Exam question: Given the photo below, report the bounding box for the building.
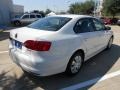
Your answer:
[96,0,104,17]
[13,4,24,17]
[0,0,13,25]
[0,0,24,26]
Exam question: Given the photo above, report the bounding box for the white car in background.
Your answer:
[9,15,113,76]
[11,13,42,26]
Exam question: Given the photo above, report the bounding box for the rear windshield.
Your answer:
[27,17,71,31]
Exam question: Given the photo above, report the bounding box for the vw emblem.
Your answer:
[15,33,17,38]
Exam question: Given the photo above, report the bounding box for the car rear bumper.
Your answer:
[9,48,68,76]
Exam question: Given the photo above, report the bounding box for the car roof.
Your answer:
[50,14,93,19]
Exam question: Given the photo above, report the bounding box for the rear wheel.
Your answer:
[66,52,83,76]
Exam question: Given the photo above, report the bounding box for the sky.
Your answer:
[13,0,86,12]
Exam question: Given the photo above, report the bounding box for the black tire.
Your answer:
[65,51,83,76]
[14,21,21,26]
[106,37,113,49]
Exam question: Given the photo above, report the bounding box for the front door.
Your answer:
[74,18,100,59]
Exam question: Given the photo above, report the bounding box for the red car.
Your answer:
[103,18,112,25]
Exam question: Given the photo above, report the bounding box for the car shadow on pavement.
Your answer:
[27,44,120,90]
[0,44,120,90]
[0,32,10,41]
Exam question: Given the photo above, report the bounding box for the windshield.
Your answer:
[27,17,72,31]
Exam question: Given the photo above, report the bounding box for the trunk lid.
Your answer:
[10,27,55,43]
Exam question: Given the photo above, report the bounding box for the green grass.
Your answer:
[0,29,3,33]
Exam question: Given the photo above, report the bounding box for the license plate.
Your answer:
[11,39,22,49]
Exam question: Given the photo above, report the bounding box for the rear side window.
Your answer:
[30,15,36,18]
[74,18,94,33]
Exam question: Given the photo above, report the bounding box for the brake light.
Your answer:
[24,40,51,51]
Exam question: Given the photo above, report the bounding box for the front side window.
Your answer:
[22,15,29,19]
[28,17,71,31]
[74,18,94,33]
[93,19,105,31]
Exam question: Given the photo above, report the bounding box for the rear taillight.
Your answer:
[24,40,51,51]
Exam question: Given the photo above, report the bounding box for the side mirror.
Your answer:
[105,26,111,30]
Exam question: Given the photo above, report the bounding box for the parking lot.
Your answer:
[0,26,120,90]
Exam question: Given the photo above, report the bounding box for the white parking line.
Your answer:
[0,51,8,54]
[62,70,120,90]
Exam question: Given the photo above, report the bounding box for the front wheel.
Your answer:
[107,37,113,49]
[14,21,21,26]
[66,52,83,76]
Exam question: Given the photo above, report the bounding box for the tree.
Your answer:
[30,10,45,17]
[102,0,120,17]
[59,11,67,14]
[39,11,45,17]
[31,10,40,13]
[68,0,95,15]
[68,3,81,14]
[45,9,52,15]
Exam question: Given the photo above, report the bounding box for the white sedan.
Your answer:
[9,15,113,76]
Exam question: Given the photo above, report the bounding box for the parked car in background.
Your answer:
[9,15,113,76]
[111,18,118,25]
[104,18,112,25]
[11,13,42,26]
[117,19,120,26]
[100,17,112,25]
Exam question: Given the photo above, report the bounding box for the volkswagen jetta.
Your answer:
[9,15,113,76]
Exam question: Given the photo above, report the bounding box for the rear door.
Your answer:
[74,18,101,59]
